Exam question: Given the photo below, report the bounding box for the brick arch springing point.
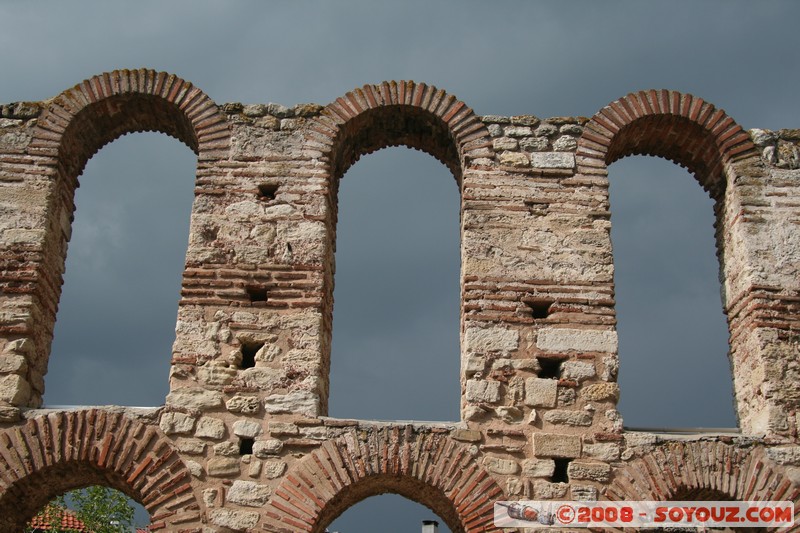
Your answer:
[264,427,504,533]
[0,409,200,531]
[577,89,761,198]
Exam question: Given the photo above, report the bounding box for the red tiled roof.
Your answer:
[29,507,89,531]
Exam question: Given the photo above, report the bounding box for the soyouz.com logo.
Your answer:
[494,500,794,528]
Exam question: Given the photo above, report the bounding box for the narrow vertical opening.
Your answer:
[239,438,254,455]
[552,459,570,483]
[245,285,269,303]
[239,342,262,369]
[537,357,562,379]
[257,182,279,201]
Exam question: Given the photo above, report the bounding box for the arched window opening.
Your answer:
[328,494,451,533]
[329,147,460,421]
[27,486,149,532]
[610,156,737,428]
[47,133,195,406]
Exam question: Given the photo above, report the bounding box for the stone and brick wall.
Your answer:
[0,70,798,532]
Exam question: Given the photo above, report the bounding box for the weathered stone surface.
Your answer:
[583,442,621,461]
[264,390,318,417]
[264,460,287,479]
[226,395,262,414]
[196,416,226,439]
[0,375,30,404]
[207,457,240,477]
[0,355,26,375]
[544,409,593,426]
[571,485,598,501]
[765,446,800,465]
[226,480,271,507]
[451,429,482,442]
[483,456,519,475]
[197,365,237,386]
[166,388,223,410]
[529,152,575,168]
[522,458,555,478]
[465,379,501,403]
[233,420,262,438]
[159,412,196,435]
[568,460,611,482]
[560,361,596,382]
[532,433,581,458]
[537,328,617,354]
[534,480,569,499]
[175,438,206,455]
[210,509,260,531]
[524,377,558,407]
[253,439,283,457]
[214,441,240,456]
[582,383,620,402]
[464,326,520,355]
[269,421,299,436]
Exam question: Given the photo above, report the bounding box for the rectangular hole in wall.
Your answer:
[246,286,269,303]
[524,298,553,319]
[239,342,263,369]
[239,438,254,455]
[552,458,570,483]
[257,182,279,201]
[537,357,563,379]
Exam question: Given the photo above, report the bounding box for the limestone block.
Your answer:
[492,137,518,151]
[582,383,620,402]
[210,509,260,531]
[196,417,226,439]
[544,409,593,426]
[522,458,556,478]
[264,460,287,479]
[583,442,621,461]
[226,395,262,414]
[568,461,611,482]
[226,480,271,507]
[197,365,236,386]
[571,485,598,501]
[533,480,568,499]
[560,361,596,382]
[499,151,529,167]
[175,439,206,455]
[537,328,617,354]
[451,429,482,442]
[765,446,800,465]
[464,326,519,355]
[207,457,240,477]
[483,456,519,475]
[185,460,203,478]
[524,378,557,408]
[240,367,283,391]
[0,354,27,375]
[214,442,240,456]
[253,439,284,458]
[248,460,262,478]
[532,433,581,458]
[264,390,318,417]
[0,405,20,422]
[495,406,523,423]
[269,422,299,436]
[529,152,575,169]
[159,412,197,435]
[166,388,223,411]
[233,420,262,438]
[0,374,30,404]
[465,379,501,403]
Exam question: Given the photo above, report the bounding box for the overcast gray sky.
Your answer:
[3,1,799,530]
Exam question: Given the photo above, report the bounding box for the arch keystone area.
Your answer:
[264,426,503,533]
[577,89,760,196]
[307,80,493,182]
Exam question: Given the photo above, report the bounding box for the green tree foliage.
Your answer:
[27,486,135,533]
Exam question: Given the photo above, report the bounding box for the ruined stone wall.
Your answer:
[0,70,798,532]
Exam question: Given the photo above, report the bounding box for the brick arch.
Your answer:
[264,427,503,533]
[577,90,760,197]
[606,441,800,505]
[0,409,200,531]
[30,68,230,179]
[306,81,493,183]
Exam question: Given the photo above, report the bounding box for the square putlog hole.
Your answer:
[239,342,263,369]
[246,286,269,303]
[239,438,254,455]
[257,182,279,201]
[552,458,570,483]
[525,299,553,319]
[537,357,562,379]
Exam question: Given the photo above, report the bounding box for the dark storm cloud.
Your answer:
[2,1,798,529]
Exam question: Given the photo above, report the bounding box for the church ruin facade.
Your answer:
[0,69,798,531]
